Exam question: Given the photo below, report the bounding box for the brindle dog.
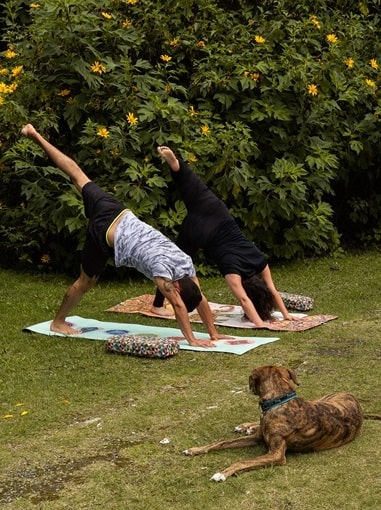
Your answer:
[183,365,380,481]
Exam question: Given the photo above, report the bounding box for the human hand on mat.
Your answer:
[50,320,81,335]
[210,332,233,341]
[282,313,297,321]
[188,337,216,348]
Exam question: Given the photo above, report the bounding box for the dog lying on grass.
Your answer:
[183,365,380,481]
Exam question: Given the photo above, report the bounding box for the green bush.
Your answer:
[0,0,380,272]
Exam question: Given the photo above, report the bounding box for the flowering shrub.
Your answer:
[0,0,380,271]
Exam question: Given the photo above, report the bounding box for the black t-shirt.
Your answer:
[205,219,268,278]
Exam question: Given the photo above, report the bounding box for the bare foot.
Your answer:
[21,124,37,138]
[157,146,180,171]
[151,305,175,317]
[50,320,81,335]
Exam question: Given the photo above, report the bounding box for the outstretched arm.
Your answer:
[154,277,215,348]
[224,274,266,327]
[260,266,295,320]
[192,277,231,340]
[50,268,98,335]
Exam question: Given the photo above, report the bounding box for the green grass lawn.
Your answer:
[0,252,380,509]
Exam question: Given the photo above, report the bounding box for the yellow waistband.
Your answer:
[106,209,129,247]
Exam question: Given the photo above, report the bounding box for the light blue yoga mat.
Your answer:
[23,315,280,355]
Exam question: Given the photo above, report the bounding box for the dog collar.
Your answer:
[260,391,297,413]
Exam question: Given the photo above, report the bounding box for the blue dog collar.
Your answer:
[260,391,298,413]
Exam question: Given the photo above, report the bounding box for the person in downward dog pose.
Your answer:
[20,124,229,348]
[152,146,294,328]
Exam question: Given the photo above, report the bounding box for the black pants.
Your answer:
[173,160,231,256]
[153,160,230,307]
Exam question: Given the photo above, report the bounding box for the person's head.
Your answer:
[242,274,275,321]
[176,276,202,312]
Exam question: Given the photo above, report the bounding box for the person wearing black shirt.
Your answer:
[152,147,294,327]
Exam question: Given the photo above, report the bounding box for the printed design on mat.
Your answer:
[106,295,336,332]
[23,316,281,355]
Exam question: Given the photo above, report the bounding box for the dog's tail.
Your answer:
[364,414,381,421]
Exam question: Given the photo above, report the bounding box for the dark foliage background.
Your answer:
[1,0,380,274]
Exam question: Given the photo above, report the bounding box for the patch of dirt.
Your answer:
[0,438,142,505]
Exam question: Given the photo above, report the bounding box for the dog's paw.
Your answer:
[211,472,226,482]
[234,425,254,435]
[183,447,199,457]
[183,447,204,456]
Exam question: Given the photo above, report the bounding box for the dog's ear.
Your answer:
[249,369,261,395]
[287,368,300,386]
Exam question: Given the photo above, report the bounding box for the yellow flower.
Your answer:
[201,124,210,135]
[307,83,318,96]
[20,410,29,416]
[0,82,9,93]
[90,61,106,74]
[97,127,110,138]
[15,403,24,407]
[126,112,138,125]
[5,49,17,58]
[188,156,198,163]
[365,78,376,88]
[2,414,13,419]
[0,97,5,105]
[8,83,18,93]
[188,105,197,116]
[58,89,70,97]
[165,84,172,93]
[254,35,266,44]
[251,72,260,81]
[169,38,180,47]
[326,34,338,43]
[160,54,172,62]
[369,59,378,70]
[41,254,51,264]
[11,65,23,78]
[29,3,41,8]
[345,57,354,68]
[310,15,321,29]
[102,12,112,19]
[196,40,205,48]
[0,68,8,75]
[122,18,132,28]
[127,0,138,3]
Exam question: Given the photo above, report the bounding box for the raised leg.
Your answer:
[157,146,180,172]
[21,124,90,192]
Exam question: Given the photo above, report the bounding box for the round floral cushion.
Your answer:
[279,292,314,311]
[106,335,179,358]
